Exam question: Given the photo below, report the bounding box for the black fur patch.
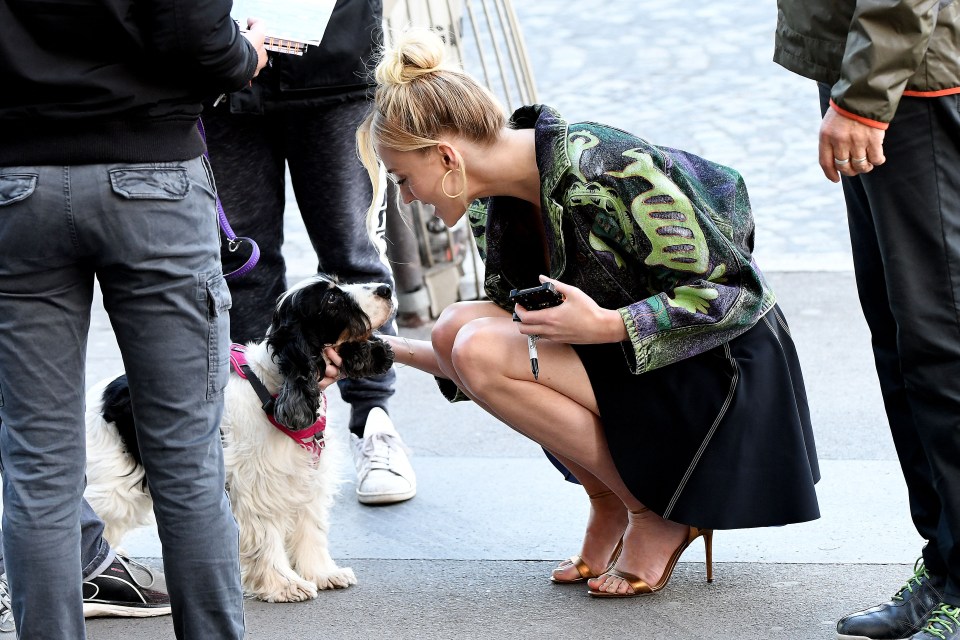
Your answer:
[100,374,142,468]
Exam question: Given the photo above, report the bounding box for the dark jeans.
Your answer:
[202,99,397,435]
[819,85,960,603]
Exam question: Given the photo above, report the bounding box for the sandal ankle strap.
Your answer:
[587,489,616,500]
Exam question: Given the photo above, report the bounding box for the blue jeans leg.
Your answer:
[0,434,113,580]
[0,159,244,639]
[0,180,93,637]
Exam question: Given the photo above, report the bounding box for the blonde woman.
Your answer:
[356,30,820,597]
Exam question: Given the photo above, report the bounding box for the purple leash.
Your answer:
[197,118,260,280]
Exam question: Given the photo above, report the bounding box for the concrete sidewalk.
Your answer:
[78,270,921,640]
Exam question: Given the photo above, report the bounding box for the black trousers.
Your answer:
[202,99,396,435]
[820,85,960,602]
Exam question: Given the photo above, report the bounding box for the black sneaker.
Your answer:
[837,559,946,640]
[912,604,960,639]
[82,555,171,618]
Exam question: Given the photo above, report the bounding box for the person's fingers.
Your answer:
[819,143,842,183]
[850,153,871,173]
[323,345,343,367]
[867,142,886,167]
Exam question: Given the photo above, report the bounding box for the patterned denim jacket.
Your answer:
[467,104,775,376]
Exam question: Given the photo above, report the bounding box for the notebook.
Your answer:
[232,0,336,55]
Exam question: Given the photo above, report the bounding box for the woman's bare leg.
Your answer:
[434,307,690,592]
[433,303,626,578]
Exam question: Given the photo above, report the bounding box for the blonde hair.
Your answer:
[357,29,506,225]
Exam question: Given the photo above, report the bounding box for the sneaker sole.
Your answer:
[357,488,416,505]
[836,634,911,640]
[83,602,172,618]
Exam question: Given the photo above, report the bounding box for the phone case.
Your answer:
[509,282,564,310]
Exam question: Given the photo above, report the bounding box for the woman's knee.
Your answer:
[431,305,463,358]
[449,321,507,397]
[432,303,483,373]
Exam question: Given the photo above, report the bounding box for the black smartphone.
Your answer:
[509,282,564,314]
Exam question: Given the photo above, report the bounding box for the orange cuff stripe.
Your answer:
[902,87,960,98]
[829,100,889,131]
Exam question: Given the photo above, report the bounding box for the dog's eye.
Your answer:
[319,289,343,309]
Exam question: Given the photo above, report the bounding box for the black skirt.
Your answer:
[567,304,820,530]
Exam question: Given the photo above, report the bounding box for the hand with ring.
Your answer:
[819,108,886,182]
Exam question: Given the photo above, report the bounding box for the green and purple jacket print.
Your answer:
[468,104,776,375]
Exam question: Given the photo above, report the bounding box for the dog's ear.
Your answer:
[271,332,322,431]
[339,337,395,379]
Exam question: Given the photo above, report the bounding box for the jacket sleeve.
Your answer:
[831,0,940,126]
[590,146,775,375]
[143,0,258,94]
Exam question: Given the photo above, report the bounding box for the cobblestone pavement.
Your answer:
[511,0,850,271]
[283,0,851,277]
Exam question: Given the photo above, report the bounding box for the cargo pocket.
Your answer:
[0,173,38,207]
[204,273,233,399]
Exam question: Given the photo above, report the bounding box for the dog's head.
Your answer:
[265,275,397,430]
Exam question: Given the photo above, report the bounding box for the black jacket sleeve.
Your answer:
[144,0,258,93]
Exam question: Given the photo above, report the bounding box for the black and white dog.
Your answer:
[84,275,395,602]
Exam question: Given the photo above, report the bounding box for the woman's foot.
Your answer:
[586,508,689,595]
[551,490,628,583]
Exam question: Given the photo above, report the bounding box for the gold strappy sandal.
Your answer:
[587,512,714,597]
[551,490,624,584]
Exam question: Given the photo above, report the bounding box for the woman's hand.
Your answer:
[512,276,627,344]
[319,346,343,392]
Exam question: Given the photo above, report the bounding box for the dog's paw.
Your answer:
[309,566,358,590]
[250,575,320,603]
[339,338,394,378]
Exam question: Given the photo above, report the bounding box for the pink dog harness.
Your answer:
[229,343,326,459]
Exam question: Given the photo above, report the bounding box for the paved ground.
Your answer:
[47,0,935,638]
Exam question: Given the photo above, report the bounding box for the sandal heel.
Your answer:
[702,528,714,583]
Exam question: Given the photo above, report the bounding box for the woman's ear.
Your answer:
[436,142,460,170]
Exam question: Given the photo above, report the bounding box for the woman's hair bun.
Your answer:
[376,29,449,86]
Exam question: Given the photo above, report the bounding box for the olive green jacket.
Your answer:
[774,0,960,127]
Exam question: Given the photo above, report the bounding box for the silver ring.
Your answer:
[852,156,868,164]
[834,157,850,166]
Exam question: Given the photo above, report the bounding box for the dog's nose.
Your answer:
[375,284,392,299]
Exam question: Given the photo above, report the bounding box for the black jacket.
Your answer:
[0,0,259,165]
[224,0,381,114]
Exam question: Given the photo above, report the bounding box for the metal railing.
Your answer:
[382,0,538,319]
[383,0,537,110]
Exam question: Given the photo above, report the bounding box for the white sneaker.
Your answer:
[351,408,417,505]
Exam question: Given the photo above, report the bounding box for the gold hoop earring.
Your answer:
[441,168,465,199]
